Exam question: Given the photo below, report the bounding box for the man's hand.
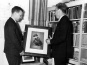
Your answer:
[46,38,51,44]
[46,35,52,44]
[20,51,24,55]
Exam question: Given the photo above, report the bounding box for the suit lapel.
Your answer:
[16,22,22,33]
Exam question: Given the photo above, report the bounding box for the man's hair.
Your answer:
[11,6,25,13]
[56,3,67,13]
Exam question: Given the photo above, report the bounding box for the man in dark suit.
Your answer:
[4,6,25,65]
[46,3,74,65]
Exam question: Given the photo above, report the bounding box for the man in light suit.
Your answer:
[46,3,74,65]
[4,6,25,65]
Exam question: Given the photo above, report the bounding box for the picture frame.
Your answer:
[23,25,52,57]
[22,56,35,63]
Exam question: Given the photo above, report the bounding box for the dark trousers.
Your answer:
[6,54,21,65]
[54,56,69,65]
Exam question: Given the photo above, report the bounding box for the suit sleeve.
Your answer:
[8,25,23,53]
[51,20,68,45]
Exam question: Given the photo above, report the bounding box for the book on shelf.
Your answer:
[81,34,87,47]
[48,11,58,22]
[48,22,57,32]
[51,11,54,21]
[66,5,82,19]
[81,49,87,63]
[73,34,76,47]
[80,63,87,65]
[85,3,87,10]
[49,11,54,21]
[84,3,87,18]
[82,21,87,33]
[84,11,87,18]
[72,21,80,33]
[74,34,80,47]
[73,50,79,61]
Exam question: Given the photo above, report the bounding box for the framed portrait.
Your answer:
[23,25,52,57]
[22,56,35,63]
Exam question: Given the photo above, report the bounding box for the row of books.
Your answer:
[85,3,87,10]
[48,4,87,22]
[72,20,87,33]
[48,11,58,22]
[81,34,87,47]
[84,11,87,18]
[69,49,87,65]
[68,58,87,65]
[80,63,87,65]
[68,2,87,65]
[70,48,87,65]
[81,49,87,63]
[66,5,82,19]
[73,34,87,48]
[72,21,80,33]
[73,50,79,61]
[73,34,79,48]
[82,21,87,33]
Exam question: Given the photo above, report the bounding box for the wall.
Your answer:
[47,0,62,7]
[0,0,29,65]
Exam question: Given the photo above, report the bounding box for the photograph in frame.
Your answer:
[22,56,35,63]
[30,31,44,50]
[23,25,52,57]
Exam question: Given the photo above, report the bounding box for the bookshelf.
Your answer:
[47,0,87,65]
[66,0,87,65]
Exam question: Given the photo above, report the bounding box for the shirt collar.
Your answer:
[58,15,65,22]
[11,17,16,23]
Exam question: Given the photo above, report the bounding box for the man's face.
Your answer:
[15,10,24,22]
[55,7,60,19]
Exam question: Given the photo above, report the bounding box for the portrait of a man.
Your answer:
[30,31,44,50]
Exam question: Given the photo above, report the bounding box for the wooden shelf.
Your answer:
[70,19,81,21]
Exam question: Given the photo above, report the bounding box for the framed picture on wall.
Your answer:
[23,25,52,57]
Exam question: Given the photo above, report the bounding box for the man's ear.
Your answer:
[13,12,17,17]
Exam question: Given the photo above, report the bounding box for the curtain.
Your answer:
[28,0,48,26]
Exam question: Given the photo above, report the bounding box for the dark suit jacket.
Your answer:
[4,17,23,55]
[50,15,73,58]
